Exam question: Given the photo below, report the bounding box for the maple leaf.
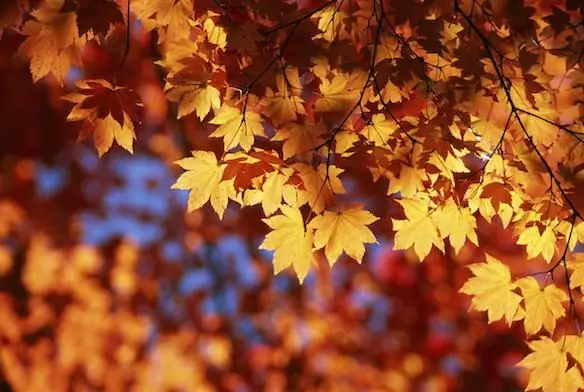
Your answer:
[480,182,512,211]
[259,205,316,283]
[518,337,584,392]
[362,114,398,147]
[386,165,428,198]
[516,224,557,263]
[158,39,202,72]
[568,254,584,290]
[427,151,470,182]
[260,168,293,217]
[459,255,523,324]
[379,80,405,104]
[171,150,235,218]
[517,277,568,335]
[313,75,359,113]
[226,21,263,55]
[310,206,379,265]
[566,222,584,252]
[519,109,560,148]
[265,90,306,127]
[334,130,359,156]
[209,105,266,152]
[165,81,221,120]
[202,14,227,49]
[392,197,444,260]
[61,0,124,36]
[17,0,85,84]
[314,5,346,42]
[63,79,144,156]
[433,199,478,253]
[466,181,518,228]
[272,121,326,159]
[222,151,279,192]
[426,54,462,81]
[132,0,194,42]
[293,163,346,214]
[565,334,584,369]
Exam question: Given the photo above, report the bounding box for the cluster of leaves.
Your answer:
[2,0,584,389]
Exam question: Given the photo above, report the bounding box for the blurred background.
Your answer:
[0,15,530,392]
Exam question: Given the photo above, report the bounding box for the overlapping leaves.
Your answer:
[12,0,584,389]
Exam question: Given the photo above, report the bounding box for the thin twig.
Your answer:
[113,0,132,85]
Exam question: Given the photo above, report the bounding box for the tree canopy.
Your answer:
[1,0,584,390]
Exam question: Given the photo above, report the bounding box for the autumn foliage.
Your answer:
[1,0,584,390]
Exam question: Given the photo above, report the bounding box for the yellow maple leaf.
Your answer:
[372,33,400,63]
[165,82,221,120]
[334,130,359,156]
[203,16,227,49]
[362,114,397,147]
[428,151,470,183]
[292,163,346,214]
[387,165,427,198]
[259,205,315,283]
[132,0,194,42]
[91,114,136,156]
[276,66,302,93]
[433,199,478,253]
[518,337,584,392]
[314,6,346,42]
[380,80,405,104]
[266,94,306,126]
[459,255,523,324]
[18,0,85,84]
[158,39,201,72]
[272,121,326,159]
[172,150,235,218]
[260,168,293,217]
[519,109,559,148]
[567,222,584,251]
[314,75,358,113]
[310,206,379,265]
[568,254,584,290]
[516,225,557,263]
[266,93,306,126]
[281,183,306,208]
[265,69,306,126]
[392,198,444,260]
[466,184,497,222]
[440,21,463,46]
[517,277,568,335]
[426,54,462,81]
[63,79,143,157]
[465,181,519,228]
[242,189,263,207]
[210,105,265,152]
[565,334,584,369]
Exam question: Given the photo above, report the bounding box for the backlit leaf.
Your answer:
[459,255,522,324]
[259,205,316,283]
[172,150,235,218]
[392,197,444,260]
[310,205,379,265]
[517,277,568,335]
[518,337,584,392]
[210,105,266,152]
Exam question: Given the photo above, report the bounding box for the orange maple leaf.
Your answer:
[63,79,144,156]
